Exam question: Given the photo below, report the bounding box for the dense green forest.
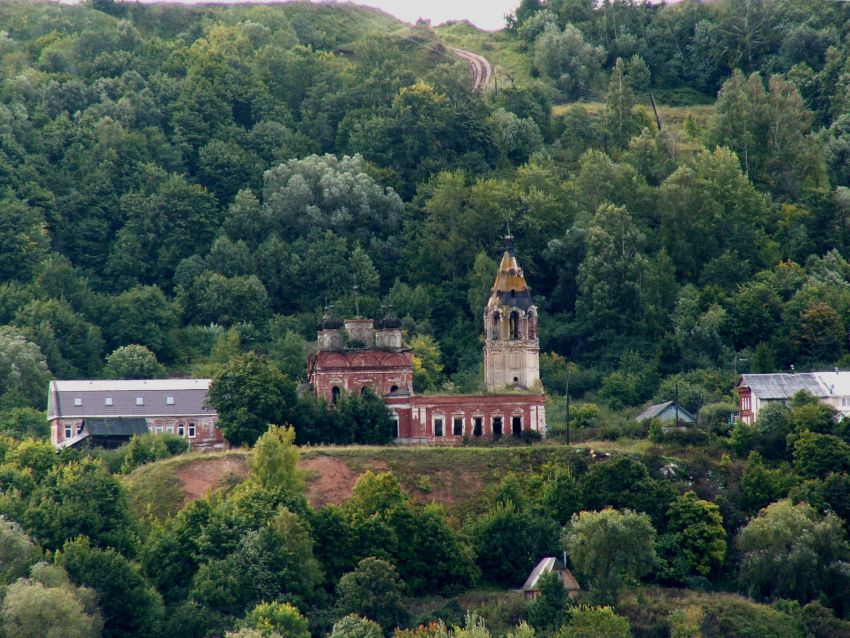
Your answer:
[4,0,850,635]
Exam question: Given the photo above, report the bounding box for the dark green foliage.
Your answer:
[336,557,408,632]
[121,433,189,473]
[526,570,567,630]
[207,353,297,446]
[103,344,166,379]
[581,458,674,527]
[190,507,321,617]
[658,491,726,582]
[23,458,136,554]
[792,431,850,479]
[466,501,560,588]
[0,408,50,440]
[339,471,478,596]
[59,537,164,638]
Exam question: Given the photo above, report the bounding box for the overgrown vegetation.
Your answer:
[3,0,850,635]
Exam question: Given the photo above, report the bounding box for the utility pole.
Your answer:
[565,367,571,445]
[674,381,679,426]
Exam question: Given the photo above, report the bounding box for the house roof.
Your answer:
[738,373,826,399]
[522,557,580,591]
[47,378,215,421]
[635,401,695,422]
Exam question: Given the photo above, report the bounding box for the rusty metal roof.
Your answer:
[487,236,534,312]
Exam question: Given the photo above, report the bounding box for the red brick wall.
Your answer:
[310,350,414,402]
[389,394,546,442]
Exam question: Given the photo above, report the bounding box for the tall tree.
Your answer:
[207,353,297,446]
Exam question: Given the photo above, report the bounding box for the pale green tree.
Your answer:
[556,606,632,638]
[244,601,309,638]
[248,425,304,494]
[562,509,656,602]
[330,614,383,638]
[604,58,644,150]
[0,579,102,638]
[533,23,603,99]
[737,500,850,603]
[0,517,40,585]
[104,344,166,379]
[0,327,51,409]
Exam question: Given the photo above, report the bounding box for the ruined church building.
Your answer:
[307,235,546,441]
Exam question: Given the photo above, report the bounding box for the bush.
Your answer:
[121,433,189,473]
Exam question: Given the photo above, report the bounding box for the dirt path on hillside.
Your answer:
[175,457,249,503]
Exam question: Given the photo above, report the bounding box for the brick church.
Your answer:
[307,236,546,441]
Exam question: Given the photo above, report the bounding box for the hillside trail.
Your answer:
[450,47,492,91]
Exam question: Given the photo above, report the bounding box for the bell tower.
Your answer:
[483,236,540,392]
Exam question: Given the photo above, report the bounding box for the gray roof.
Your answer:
[522,557,579,591]
[47,379,215,421]
[636,401,696,422]
[738,373,826,399]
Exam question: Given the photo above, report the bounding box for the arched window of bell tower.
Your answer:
[509,311,520,340]
[491,312,501,340]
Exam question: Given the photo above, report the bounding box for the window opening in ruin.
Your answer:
[332,386,341,405]
[389,412,399,438]
[453,417,463,436]
[390,385,399,393]
[512,416,522,437]
[492,313,500,339]
[473,417,483,436]
[509,311,520,339]
[434,417,444,437]
[492,416,503,440]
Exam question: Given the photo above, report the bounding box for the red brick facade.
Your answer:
[387,393,546,442]
[308,349,414,404]
[306,237,548,442]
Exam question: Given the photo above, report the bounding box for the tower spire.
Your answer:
[483,235,540,392]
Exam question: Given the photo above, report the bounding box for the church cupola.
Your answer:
[318,306,344,351]
[483,236,541,391]
[376,305,403,349]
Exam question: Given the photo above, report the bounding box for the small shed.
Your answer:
[522,557,580,599]
[635,401,696,424]
[57,417,149,450]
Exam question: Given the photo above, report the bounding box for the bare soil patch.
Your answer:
[175,456,249,505]
[301,455,358,507]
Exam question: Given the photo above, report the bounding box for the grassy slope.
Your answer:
[125,450,248,521]
[553,101,714,130]
[125,444,599,521]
